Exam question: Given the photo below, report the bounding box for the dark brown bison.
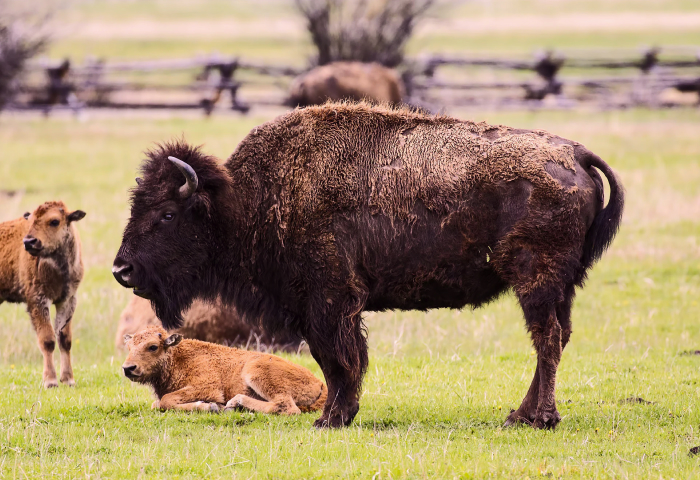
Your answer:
[113,102,624,429]
[116,296,303,353]
[0,201,85,387]
[288,61,404,107]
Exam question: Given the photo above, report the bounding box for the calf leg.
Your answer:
[55,296,77,386]
[28,297,58,388]
[225,394,301,415]
[157,387,223,412]
[505,285,575,427]
[306,312,368,428]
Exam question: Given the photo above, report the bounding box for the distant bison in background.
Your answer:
[116,296,303,353]
[122,326,326,414]
[113,102,623,429]
[288,61,404,107]
[0,201,85,388]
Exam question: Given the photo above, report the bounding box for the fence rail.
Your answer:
[11,47,700,115]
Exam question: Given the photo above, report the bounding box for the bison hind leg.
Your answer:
[505,282,576,428]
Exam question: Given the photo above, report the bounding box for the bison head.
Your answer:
[23,201,85,257]
[112,141,232,329]
[122,325,182,382]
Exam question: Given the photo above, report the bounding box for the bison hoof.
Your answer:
[313,412,353,429]
[44,379,59,389]
[532,409,561,430]
[209,403,220,413]
[61,378,76,387]
[503,408,535,428]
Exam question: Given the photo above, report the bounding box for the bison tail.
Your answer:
[580,152,625,272]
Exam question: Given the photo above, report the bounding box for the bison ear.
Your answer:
[164,333,182,348]
[123,334,133,344]
[135,177,143,186]
[67,210,86,223]
[23,212,31,219]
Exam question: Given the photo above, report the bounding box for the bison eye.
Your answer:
[49,219,60,227]
[148,345,158,352]
[162,213,174,222]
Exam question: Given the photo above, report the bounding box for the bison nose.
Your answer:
[112,262,134,288]
[23,237,41,251]
[122,364,137,376]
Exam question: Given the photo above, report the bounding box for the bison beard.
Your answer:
[113,102,623,429]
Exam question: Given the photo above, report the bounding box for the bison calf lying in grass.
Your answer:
[0,201,85,387]
[116,296,303,353]
[122,326,326,414]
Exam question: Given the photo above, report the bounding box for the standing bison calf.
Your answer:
[113,102,623,429]
[122,326,326,414]
[0,201,85,387]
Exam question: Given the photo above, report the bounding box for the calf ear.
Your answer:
[123,334,133,344]
[164,333,182,348]
[67,210,86,223]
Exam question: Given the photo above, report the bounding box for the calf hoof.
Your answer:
[532,409,561,430]
[61,378,76,387]
[224,395,243,412]
[44,379,59,389]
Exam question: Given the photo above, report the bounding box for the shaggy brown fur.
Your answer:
[288,62,404,107]
[113,102,623,429]
[115,296,303,352]
[122,326,326,414]
[0,201,85,387]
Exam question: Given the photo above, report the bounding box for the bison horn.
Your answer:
[167,156,198,198]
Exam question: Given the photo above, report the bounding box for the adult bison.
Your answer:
[113,102,623,429]
[288,62,404,107]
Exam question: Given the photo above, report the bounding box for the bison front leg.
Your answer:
[55,295,77,386]
[306,312,368,428]
[158,387,223,412]
[27,296,58,388]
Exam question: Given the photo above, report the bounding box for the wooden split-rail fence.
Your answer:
[13,47,700,114]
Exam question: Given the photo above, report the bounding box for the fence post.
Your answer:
[200,58,250,115]
[524,51,565,101]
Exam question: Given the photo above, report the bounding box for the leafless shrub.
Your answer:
[0,7,48,111]
[295,0,436,68]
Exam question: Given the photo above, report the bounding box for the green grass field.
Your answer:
[2,0,700,477]
[1,108,699,478]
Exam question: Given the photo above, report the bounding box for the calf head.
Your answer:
[23,201,86,257]
[122,325,182,382]
[112,141,232,329]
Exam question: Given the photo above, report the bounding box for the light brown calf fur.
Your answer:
[115,296,303,353]
[122,326,326,415]
[0,201,85,387]
[288,61,404,107]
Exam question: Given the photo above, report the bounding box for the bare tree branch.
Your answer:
[295,0,436,67]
